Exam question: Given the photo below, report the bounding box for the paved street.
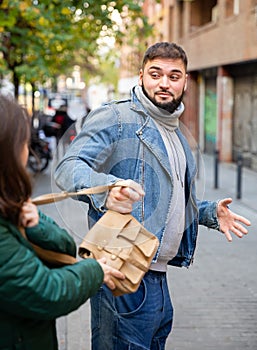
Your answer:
[32,152,257,350]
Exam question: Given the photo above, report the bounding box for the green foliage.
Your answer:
[0,0,152,97]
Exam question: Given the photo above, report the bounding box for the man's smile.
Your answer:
[155,90,174,99]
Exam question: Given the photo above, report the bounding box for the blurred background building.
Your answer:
[119,0,257,169]
[1,0,256,170]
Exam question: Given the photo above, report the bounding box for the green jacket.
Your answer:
[0,211,103,350]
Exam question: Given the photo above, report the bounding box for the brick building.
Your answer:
[120,0,257,169]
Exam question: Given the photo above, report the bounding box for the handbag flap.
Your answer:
[135,226,159,257]
[81,211,139,247]
[100,210,134,230]
[118,218,159,257]
[120,262,145,284]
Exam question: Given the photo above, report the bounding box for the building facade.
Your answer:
[123,0,257,169]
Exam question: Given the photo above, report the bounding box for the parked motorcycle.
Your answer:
[44,107,74,144]
[28,128,52,173]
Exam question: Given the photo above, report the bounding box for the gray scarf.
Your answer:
[135,85,184,132]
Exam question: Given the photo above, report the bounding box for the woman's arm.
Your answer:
[0,226,103,320]
[25,210,77,256]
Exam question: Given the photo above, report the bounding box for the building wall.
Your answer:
[118,0,257,168]
[179,0,257,71]
[146,0,257,167]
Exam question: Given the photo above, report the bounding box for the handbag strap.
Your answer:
[32,184,117,205]
[25,184,118,266]
[28,183,124,266]
[19,226,77,266]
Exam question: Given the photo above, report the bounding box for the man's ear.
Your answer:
[138,69,143,86]
[184,74,188,92]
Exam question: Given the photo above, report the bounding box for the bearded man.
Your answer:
[55,42,250,350]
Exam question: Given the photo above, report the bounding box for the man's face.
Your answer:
[139,58,188,113]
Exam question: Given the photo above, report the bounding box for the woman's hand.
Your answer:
[97,258,125,291]
[106,179,145,214]
[20,200,39,228]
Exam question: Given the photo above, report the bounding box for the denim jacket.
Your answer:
[55,88,220,268]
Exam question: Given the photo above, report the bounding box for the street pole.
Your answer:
[214,149,219,189]
[236,152,243,199]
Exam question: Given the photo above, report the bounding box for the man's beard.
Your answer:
[142,83,184,114]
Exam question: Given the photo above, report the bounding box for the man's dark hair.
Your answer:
[142,42,188,70]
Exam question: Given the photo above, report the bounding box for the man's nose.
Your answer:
[159,75,169,88]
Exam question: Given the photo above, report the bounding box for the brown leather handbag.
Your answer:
[78,209,159,296]
[32,185,159,296]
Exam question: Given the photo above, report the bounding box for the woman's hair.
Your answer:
[142,42,188,71]
[0,94,32,226]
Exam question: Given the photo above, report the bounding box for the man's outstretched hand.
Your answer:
[217,198,251,242]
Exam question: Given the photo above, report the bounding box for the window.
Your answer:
[225,0,240,17]
[190,0,218,29]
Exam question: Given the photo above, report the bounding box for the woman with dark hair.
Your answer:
[0,94,124,350]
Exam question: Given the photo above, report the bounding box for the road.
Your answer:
[32,152,257,350]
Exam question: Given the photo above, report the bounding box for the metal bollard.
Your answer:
[236,152,243,199]
[214,149,219,189]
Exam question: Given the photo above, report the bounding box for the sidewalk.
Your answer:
[168,154,257,350]
[39,153,257,350]
[197,153,257,212]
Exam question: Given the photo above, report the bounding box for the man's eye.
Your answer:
[170,75,180,80]
[151,73,160,78]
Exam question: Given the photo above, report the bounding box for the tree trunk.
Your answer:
[13,69,19,99]
[31,82,35,114]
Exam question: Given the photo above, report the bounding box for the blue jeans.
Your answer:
[90,270,173,350]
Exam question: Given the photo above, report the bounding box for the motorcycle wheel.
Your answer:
[28,154,49,173]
